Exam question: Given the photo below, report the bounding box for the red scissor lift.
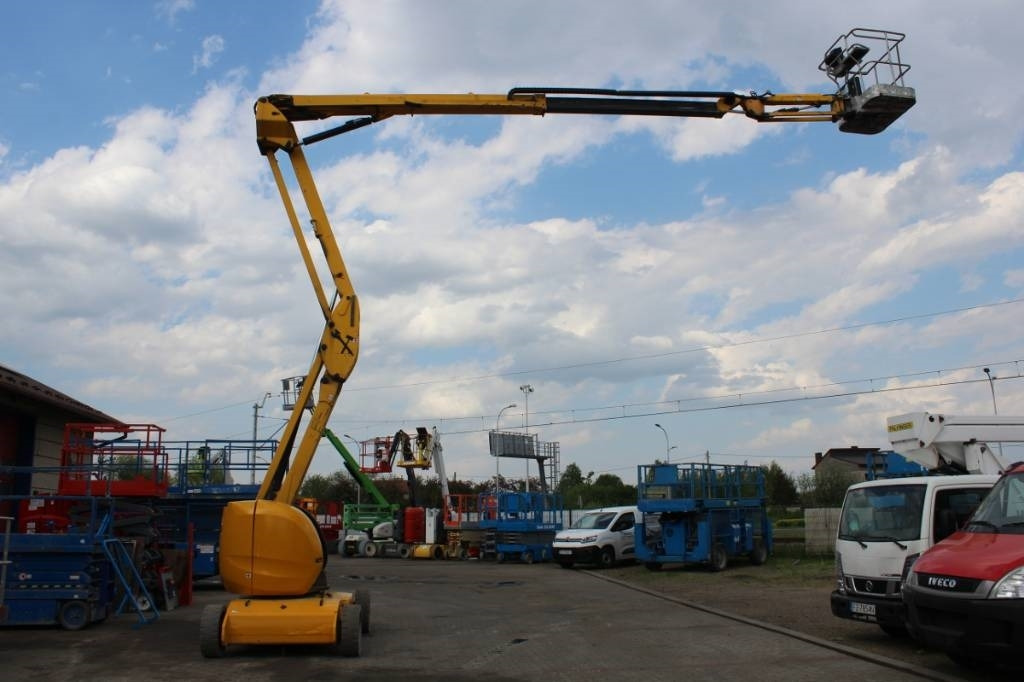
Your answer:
[59,423,170,497]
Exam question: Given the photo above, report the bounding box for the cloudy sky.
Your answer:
[2,1,1022,487]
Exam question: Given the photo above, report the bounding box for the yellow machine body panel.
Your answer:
[222,593,352,645]
[219,499,325,596]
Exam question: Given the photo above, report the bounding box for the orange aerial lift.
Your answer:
[200,28,915,657]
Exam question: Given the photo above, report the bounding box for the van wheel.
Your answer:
[598,547,615,568]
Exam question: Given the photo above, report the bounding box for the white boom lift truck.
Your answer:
[830,412,1009,636]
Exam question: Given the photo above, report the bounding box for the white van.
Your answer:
[552,506,640,569]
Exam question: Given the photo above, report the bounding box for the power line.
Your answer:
[342,297,1024,392]
[421,371,1024,437]
[155,297,1023,425]
[330,360,1023,429]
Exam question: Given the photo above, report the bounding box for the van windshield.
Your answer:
[969,472,1024,533]
[572,512,616,530]
[839,484,925,543]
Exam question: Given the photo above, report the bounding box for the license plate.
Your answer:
[558,549,572,555]
[850,602,876,616]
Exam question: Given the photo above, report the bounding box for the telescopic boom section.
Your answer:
[255,89,845,153]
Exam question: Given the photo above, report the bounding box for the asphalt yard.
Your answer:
[0,556,962,682]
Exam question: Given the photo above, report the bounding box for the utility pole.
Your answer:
[251,392,272,484]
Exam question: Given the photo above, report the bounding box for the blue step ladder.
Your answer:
[102,537,159,626]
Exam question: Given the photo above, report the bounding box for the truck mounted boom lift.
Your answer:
[203,28,915,657]
[886,412,1017,475]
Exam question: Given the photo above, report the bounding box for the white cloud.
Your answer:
[156,0,195,24]
[193,35,225,73]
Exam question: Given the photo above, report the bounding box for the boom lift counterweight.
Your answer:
[202,28,915,657]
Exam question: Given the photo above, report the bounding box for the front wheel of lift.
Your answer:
[199,604,227,658]
[58,600,89,631]
[335,604,362,657]
[353,588,371,634]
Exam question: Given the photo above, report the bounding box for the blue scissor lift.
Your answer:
[479,490,563,563]
[635,463,772,571]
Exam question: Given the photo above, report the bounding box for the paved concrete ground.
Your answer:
[1,557,957,682]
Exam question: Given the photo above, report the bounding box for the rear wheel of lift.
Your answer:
[749,539,768,566]
[398,544,412,559]
[199,604,228,658]
[353,588,371,634]
[57,600,89,631]
[710,544,728,572]
[335,604,362,657]
[522,551,534,564]
[598,547,615,569]
[496,552,506,563]
[363,542,378,558]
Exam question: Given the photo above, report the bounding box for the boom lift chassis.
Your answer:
[201,28,914,657]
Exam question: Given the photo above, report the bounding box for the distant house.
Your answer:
[812,446,883,482]
[0,364,118,497]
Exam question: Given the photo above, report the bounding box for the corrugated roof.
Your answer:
[0,363,118,423]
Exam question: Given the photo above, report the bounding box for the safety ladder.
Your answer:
[482,529,497,558]
[101,537,159,626]
[0,515,12,623]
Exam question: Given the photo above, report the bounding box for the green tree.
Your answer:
[557,463,585,494]
[762,461,800,507]
[798,467,857,507]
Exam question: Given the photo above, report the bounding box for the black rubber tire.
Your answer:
[597,547,615,569]
[496,552,506,563]
[363,542,378,558]
[57,600,89,631]
[644,562,663,572]
[336,605,362,657]
[199,604,227,658]
[522,551,534,565]
[398,544,412,559]
[353,589,371,634]
[749,539,768,566]
[710,544,728,572]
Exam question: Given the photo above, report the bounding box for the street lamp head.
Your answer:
[984,367,991,376]
[655,423,662,429]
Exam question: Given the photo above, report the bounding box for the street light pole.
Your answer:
[983,368,1005,459]
[983,367,999,415]
[520,385,534,491]
[654,423,677,463]
[251,392,272,484]
[495,403,516,492]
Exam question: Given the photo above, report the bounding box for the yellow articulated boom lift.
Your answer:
[200,27,914,657]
